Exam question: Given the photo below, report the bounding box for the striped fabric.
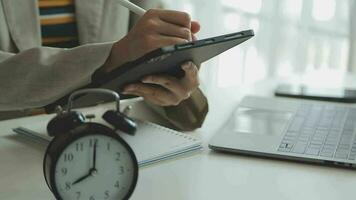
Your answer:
[38,0,79,48]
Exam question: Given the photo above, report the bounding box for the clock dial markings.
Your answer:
[61,167,68,176]
[63,152,74,162]
[75,191,81,200]
[104,190,110,199]
[75,142,84,152]
[116,152,121,161]
[107,142,111,151]
[54,134,136,200]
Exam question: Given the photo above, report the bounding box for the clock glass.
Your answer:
[54,134,136,200]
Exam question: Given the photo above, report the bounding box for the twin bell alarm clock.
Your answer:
[43,89,138,200]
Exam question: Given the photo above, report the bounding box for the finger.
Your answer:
[150,35,188,50]
[157,20,192,41]
[122,84,181,106]
[191,21,201,34]
[181,62,200,90]
[192,34,198,41]
[124,90,167,106]
[142,75,189,99]
[157,10,191,28]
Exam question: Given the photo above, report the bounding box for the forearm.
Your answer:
[0,42,114,111]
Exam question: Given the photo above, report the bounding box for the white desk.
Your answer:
[1,78,356,200]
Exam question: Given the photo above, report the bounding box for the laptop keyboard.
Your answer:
[278,103,356,160]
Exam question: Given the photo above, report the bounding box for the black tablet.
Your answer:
[93,29,254,87]
[45,29,254,112]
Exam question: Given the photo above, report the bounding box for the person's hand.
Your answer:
[122,61,200,106]
[102,9,200,72]
[102,9,201,106]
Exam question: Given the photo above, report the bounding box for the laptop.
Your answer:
[209,96,356,169]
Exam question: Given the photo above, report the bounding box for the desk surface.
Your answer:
[1,78,356,200]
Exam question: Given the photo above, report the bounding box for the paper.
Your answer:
[13,117,202,166]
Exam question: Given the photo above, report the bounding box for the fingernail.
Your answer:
[182,62,192,70]
[142,76,152,83]
[124,85,136,92]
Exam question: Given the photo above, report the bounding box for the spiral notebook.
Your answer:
[13,118,202,167]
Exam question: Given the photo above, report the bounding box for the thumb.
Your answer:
[191,21,201,34]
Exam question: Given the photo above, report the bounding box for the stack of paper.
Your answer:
[13,118,202,167]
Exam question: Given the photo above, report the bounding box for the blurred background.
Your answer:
[131,0,356,109]
[134,0,356,101]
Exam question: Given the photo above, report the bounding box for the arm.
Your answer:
[0,43,113,111]
[122,9,209,130]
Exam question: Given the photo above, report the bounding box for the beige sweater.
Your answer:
[0,0,208,130]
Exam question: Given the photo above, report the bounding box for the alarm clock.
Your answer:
[43,89,139,200]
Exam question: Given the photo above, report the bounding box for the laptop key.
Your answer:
[323,144,336,149]
[298,136,310,142]
[301,128,314,135]
[305,147,320,156]
[320,150,334,158]
[309,144,322,149]
[334,150,349,159]
[289,116,304,132]
[292,142,307,154]
[310,140,323,146]
[282,136,296,142]
[337,144,351,150]
[278,147,290,152]
[278,143,292,152]
[351,147,356,153]
[285,132,298,137]
[325,139,338,145]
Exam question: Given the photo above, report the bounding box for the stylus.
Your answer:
[13,127,50,145]
[116,0,146,16]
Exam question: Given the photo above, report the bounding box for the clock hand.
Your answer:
[72,172,91,185]
[92,140,97,170]
[72,168,98,186]
[73,140,98,186]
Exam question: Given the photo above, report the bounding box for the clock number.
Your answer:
[76,191,81,200]
[64,153,74,162]
[119,166,124,175]
[116,152,121,161]
[107,142,111,151]
[65,182,71,191]
[104,190,110,199]
[89,138,98,148]
[114,181,120,188]
[76,142,84,152]
[89,195,95,200]
[61,167,68,176]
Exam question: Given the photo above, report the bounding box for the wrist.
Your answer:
[102,37,131,72]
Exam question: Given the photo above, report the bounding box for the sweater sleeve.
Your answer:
[0,42,114,111]
[145,88,209,131]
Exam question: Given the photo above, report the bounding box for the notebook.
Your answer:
[13,118,202,167]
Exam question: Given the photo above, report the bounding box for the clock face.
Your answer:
[54,134,137,200]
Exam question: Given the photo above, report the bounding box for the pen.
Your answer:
[116,0,146,16]
[13,127,51,145]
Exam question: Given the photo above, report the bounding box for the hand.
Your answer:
[72,171,92,185]
[122,61,200,106]
[92,140,97,170]
[102,9,200,72]
[72,140,98,185]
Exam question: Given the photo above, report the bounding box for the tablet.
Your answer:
[45,29,254,112]
[93,29,254,87]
